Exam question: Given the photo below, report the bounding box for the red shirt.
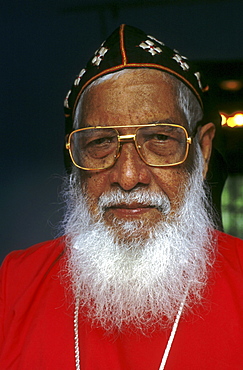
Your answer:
[1,231,243,369]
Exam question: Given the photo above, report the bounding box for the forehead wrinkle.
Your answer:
[75,69,189,132]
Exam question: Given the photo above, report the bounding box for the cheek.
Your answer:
[80,171,110,200]
[151,167,189,201]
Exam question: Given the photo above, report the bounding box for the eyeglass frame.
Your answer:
[65,122,193,171]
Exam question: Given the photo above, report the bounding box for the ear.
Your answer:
[198,122,216,179]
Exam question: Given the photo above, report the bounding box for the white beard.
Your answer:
[62,145,216,333]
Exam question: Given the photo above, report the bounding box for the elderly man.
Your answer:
[1,25,243,369]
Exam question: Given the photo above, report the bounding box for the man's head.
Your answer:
[69,68,215,234]
[62,25,218,333]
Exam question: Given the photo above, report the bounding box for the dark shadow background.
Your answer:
[1,0,243,263]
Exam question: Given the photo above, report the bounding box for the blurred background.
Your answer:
[1,0,243,262]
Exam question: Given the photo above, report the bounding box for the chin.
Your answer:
[103,216,161,249]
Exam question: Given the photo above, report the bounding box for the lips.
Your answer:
[106,203,156,217]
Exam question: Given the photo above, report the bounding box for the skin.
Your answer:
[77,69,215,228]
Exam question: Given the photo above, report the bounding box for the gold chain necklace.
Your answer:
[74,290,187,370]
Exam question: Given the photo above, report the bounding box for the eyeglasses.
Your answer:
[66,123,192,171]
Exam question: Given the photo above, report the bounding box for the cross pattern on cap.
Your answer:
[172,54,190,71]
[139,40,163,56]
[91,46,109,66]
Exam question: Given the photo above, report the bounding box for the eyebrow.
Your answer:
[81,118,177,128]
[151,119,176,124]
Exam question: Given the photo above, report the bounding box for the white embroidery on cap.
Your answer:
[74,68,86,86]
[64,90,71,109]
[91,46,108,66]
[139,40,162,56]
[172,53,189,71]
[194,71,203,90]
[147,35,165,46]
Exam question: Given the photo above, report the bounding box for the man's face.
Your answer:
[77,69,193,230]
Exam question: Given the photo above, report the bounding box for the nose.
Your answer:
[108,142,151,191]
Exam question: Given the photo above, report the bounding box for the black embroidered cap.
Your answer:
[64,24,220,136]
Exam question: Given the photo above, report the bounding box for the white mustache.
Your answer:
[98,188,171,215]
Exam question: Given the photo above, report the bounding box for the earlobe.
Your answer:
[198,122,216,179]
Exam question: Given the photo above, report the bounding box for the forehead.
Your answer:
[77,69,186,126]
